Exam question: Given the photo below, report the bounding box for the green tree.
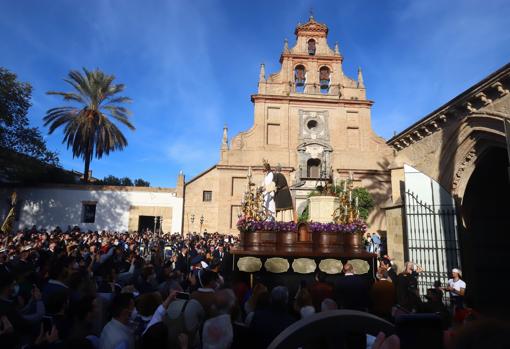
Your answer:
[0,67,59,165]
[134,178,150,187]
[44,68,135,182]
[100,175,122,186]
[120,177,133,186]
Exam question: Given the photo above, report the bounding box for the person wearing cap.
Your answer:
[446,268,466,310]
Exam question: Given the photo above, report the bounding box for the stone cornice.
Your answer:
[216,165,295,172]
[336,168,391,178]
[251,94,373,107]
[279,53,343,64]
[388,62,510,151]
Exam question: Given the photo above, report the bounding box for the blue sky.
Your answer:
[1,0,510,187]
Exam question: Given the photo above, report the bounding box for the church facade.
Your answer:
[184,17,394,235]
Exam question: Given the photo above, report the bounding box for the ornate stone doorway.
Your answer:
[460,146,509,316]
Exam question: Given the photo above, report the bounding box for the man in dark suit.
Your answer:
[380,258,398,284]
[334,263,370,311]
[174,246,189,274]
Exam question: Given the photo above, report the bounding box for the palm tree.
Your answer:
[44,68,135,182]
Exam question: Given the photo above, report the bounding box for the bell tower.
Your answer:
[188,16,393,235]
[257,15,366,100]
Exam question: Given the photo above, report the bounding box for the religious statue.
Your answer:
[262,159,276,219]
[273,164,296,222]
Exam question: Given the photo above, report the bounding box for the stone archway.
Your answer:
[457,146,510,316]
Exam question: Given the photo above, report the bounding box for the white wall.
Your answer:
[0,187,183,233]
[404,164,454,206]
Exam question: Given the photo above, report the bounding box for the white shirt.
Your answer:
[99,318,134,349]
[448,278,466,297]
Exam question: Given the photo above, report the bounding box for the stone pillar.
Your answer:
[176,171,185,198]
[383,163,406,271]
[383,202,405,272]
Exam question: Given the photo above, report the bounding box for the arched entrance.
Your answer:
[460,146,510,316]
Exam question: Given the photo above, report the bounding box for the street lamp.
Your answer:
[200,214,204,235]
[190,214,195,233]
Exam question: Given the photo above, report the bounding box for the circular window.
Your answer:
[307,120,318,130]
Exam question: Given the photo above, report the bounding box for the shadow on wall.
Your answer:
[17,190,132,232]
[358,157,392,231]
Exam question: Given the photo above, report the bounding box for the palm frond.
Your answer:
[44,68,135,179]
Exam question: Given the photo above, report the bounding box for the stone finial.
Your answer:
[221,124,228,150]
[334,41,340,55]
[259,63,266,82]
[357,67,364,88]
[283,38,289,53]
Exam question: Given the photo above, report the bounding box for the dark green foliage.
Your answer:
[0,147,76,184]
[44,68,134,182]
[0,67,59,165]
[96,175,150,187]
[120,177,133,186]
[134,178,150,187]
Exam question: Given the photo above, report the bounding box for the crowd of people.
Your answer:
[0,226,502,349]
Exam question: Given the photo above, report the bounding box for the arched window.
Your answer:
[308,39,316,56]
[319,66,330,94]
[294,65,306,93]
[307,158,321,178]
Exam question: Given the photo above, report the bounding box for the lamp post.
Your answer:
[190,214,195,233]
[200,215,204,235]
[153,216,157,234]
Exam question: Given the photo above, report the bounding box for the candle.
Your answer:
[355,196,359,209]
[343,181,347,191]
[349,190,352,203]
[248,166,252,178]
[344,206,347,216]
[349,171,353,181]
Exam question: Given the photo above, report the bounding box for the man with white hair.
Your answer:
[202,314,233,349]
[446,268,466,310]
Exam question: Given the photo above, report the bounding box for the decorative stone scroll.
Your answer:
[319,259,343,274]
[265,258,290,273]
[292,258,317,274]
[237,257,262,273]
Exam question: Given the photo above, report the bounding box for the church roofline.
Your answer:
[4,183,177,193]
[295,16,328,38]
[387,61,510,151]
[184,165,217,186]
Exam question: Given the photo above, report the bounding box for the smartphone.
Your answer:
[175,292,190,300]
[42,315,53,333]
[395,314,443,349]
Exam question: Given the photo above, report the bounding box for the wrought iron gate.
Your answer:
[403,189,461,300]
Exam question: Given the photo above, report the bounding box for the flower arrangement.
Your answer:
[237,218,367,234]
